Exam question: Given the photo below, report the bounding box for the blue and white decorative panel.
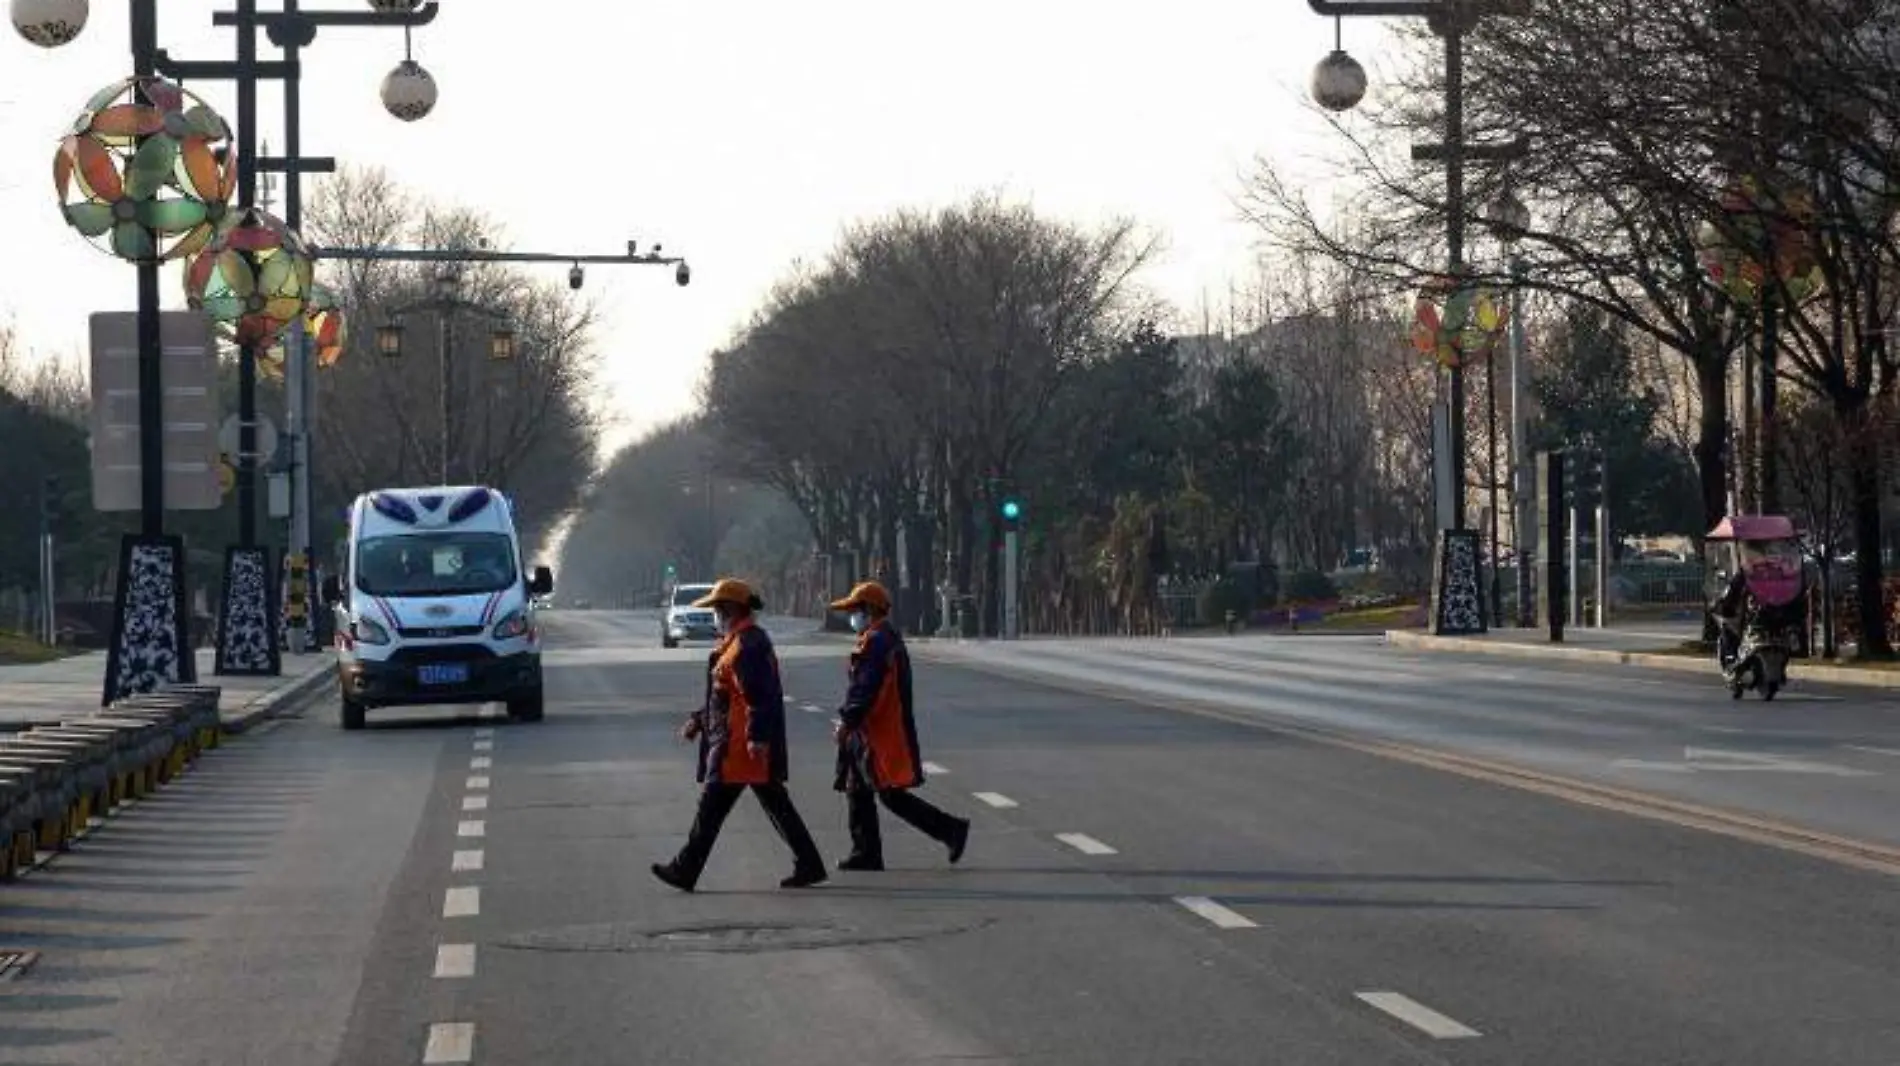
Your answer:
[1431,529,1488,637]
[215,546,280,677]
[103,535,194,706]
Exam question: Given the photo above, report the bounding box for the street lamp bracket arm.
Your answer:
[152,51,300,81]
[212,3,442,32]
[312,246,688,267]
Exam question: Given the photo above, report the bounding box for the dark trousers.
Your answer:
[674,783,824,880]
[847,787,962,862]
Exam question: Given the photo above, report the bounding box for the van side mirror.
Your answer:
[529,565,554,597]
[320,575,342,605]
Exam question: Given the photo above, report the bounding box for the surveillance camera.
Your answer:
[675,261,692,287]
[568,264,584,290]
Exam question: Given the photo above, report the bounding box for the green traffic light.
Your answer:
[1001,500,1021,521]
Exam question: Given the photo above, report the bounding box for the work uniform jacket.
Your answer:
[692,617,789,785]
[833,620,924,792]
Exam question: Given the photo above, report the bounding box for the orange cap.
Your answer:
[830,581,891,614]
[692,578,758,610]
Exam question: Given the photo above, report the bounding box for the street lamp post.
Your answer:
[377,262,517,486]
[150,0,438,668]
[1308,0,1529,636]
[1485,191,1533,628]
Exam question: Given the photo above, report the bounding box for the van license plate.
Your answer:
[418,663,470,686]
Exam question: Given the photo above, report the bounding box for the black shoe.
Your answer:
[781,866,829,889]
[650,861,696,893]
[837,854,885,872]
[947,819,970,865]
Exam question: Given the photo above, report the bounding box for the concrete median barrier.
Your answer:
[0,669,324,886]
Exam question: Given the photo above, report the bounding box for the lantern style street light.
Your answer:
[1306,0,1529,637]
[378,264,519,484]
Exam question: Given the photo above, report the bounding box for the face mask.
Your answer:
[847,611,869,633]
[713,612,731,635]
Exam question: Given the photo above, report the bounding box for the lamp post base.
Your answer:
[214,545,281,677]
[102,534,198,706]
[1429,529,1489,636]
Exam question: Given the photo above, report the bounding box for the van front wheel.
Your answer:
[508,690,544,723]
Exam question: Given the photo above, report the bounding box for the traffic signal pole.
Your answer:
[999,497,1022,640]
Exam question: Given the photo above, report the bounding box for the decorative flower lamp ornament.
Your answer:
[266,282,347,368]
[1697,174,1825,306]
[53,76,236,264]
[183,206,316,347]
[1411,274,1508,369]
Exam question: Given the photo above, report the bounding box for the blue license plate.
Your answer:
[417,663,470,686]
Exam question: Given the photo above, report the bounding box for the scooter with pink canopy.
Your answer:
[1705,514,1807,700]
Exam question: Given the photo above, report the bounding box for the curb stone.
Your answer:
[1384,629,1900,691]
[221,659,335,735]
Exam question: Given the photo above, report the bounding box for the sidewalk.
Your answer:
[0,646,336,733]
[1385,623,1900,690]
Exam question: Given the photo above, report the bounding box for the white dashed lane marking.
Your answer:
[1354,992,1481,1039]
[1055,833,1118,856]
[973,792,1018,809]
[423,1021,476,1063]
[1174,896,1258,929]
[451,849,484,872]
[457,820,485,838]
[462,795,488,812]
[442,886,481,918]
[470,756,492,770]
[801,703,824,714]
[466,775,489,790]
[472,739,493,752]
[434,943,476,979]
[473,727,494,739]
[922,761,949,774]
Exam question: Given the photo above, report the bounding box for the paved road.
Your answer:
[5,610,1900,1064]
[928,633,1900,850]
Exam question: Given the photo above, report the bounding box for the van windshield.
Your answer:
[356,532,517,597]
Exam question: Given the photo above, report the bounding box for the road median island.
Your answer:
[1383,628,1900,691]
[0,655,333,884]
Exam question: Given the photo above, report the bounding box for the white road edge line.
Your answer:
[451,849,484,872]
[1173,896,1258,929]
[462,795,488,812]
[465,775,490,790]
[457,820,486,838]
[1354,991,1481,1039]
[470,756,492,770]
[1056,832,1118,856]
[922,761,949,774]
[973,792,1018,809]
[442,886,480,918]
[1846,745,1900,759]
[434,943,476,979]
[422,1021,476,1064]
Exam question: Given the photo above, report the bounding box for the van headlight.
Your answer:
[354,616,392,645]
[492,609,529,640]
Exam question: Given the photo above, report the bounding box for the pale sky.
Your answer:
[1,1,1403,456]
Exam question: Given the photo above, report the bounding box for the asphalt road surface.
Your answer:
[4,610,1899,1065]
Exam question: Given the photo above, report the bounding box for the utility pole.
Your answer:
[39,476,58,647]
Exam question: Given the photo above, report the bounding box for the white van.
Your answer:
[320,485,553,730]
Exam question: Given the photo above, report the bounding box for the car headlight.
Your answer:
[354,616,391,645]
[492,609,529,640]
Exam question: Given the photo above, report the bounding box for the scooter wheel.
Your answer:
[1730,685,1745,700]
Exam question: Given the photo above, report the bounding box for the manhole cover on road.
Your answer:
[0,950,41,982]
[498,917,992,956]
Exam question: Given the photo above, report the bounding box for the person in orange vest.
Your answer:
[652,579,828,891]
[829,581,970,871]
